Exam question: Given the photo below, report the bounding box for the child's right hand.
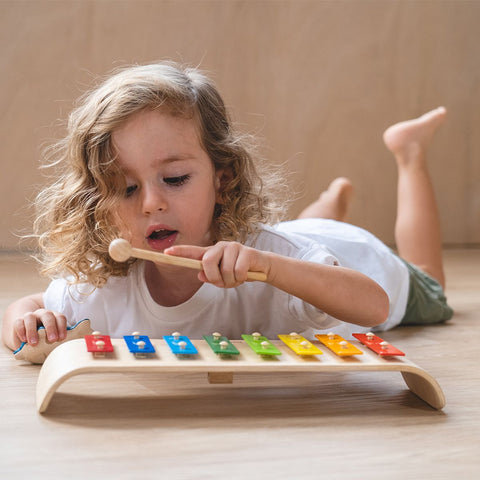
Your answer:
[14,309,67,347]
[165,242,270,288]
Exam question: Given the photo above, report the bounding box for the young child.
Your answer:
[1,62,453,351]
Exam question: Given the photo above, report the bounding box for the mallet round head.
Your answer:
[108,238,133,262]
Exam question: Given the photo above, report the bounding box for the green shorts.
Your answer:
[399,259,453,325]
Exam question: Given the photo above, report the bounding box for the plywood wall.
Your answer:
[1,0,479,251]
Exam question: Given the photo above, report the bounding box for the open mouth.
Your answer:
[147,229,178,241]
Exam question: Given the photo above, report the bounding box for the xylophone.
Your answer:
[34,322,446,413]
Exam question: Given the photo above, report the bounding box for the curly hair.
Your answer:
[34,62,287,287]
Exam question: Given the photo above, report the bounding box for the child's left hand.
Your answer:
[164,242,270,288]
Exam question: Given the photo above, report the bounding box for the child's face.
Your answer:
[111,109,223,252]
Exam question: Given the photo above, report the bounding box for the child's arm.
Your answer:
[1,293,67,351]
[165,242,390,328]
[261,252,389,327]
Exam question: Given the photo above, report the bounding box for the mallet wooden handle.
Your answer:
[109,239,267,282]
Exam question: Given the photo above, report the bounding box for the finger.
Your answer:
[58,315,68,340]
[39,310,65,343]
[234,247,253,284]
[164,245,207,261]
[23,312,40,346]
[13,318,27,343]
[217,243,242,287]
[167,244,223,285]
[53,312,68,341]
[201,243,227,286]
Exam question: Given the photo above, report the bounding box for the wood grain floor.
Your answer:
[0,250,479,479]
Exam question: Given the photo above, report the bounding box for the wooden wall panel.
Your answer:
[1,0,479,250]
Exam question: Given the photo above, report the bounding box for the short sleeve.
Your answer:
[284,245,343,330]
[44,278,71,325]
[43,277,94,327]
[297,245,340,267]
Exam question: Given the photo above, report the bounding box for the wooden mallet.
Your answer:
[108,238,267,282]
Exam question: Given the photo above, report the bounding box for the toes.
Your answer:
[327,177,354,195]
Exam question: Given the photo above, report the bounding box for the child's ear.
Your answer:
[215,168,233,204]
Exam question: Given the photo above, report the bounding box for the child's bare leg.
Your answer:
[383,106,447,288]
[297,177,353,222]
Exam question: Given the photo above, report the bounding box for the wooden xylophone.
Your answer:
[35,323,445,413]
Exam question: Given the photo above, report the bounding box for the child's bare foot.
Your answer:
[297,177,353,222]
[383,107,447,165]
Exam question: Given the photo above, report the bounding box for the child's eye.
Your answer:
[125,185,137,197]
[163,174,190,186]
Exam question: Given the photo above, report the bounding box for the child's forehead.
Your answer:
[111,110,211,172]
[112,108,201,142]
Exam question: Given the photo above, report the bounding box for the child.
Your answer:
[1,62,453,351]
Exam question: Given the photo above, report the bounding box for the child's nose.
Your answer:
[142,185,167,214]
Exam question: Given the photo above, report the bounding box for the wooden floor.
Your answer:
[0,250,479,479]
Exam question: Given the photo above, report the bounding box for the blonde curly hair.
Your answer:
[34,62,286,287]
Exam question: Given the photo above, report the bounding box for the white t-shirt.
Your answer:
[44,219,409,340]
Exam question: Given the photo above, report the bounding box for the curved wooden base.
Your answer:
[36,338,445,413]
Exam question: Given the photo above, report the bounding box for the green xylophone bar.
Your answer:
[203,333,240,356]
[241,333,282,356]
